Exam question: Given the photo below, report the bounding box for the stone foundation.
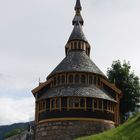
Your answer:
[35,119,115,140]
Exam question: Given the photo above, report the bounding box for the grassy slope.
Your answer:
[76,113,140,140]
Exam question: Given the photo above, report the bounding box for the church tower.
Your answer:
[32,1,121,140]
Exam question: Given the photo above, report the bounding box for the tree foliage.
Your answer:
[107,60,140,120]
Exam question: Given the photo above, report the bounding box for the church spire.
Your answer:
[72,0,84,26]
[75,0,82,11]
[65,0,91,57]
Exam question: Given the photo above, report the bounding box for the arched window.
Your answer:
[74,98,80,108]
[56,99,60,108]
[51,98,61,110]
[98,100,103,110]
[75,74,80,83]
[46,99,50,111]
[52,99,55,109]
[54,77,56,86]
[81,75,86,84]
[57,76,60,85]
[69,75,73,84]
[94,99,98,110]
[103,100,107,110]
[38,100,46,112]
[109,102,114,113]
[97,77,100,85]
[80,98,85,108]
[107,101,111,111]
[69,97,85,109]
[94,76,97,85]
[69,98,74,108]
[61,75,65,84]
[89,75,93,84]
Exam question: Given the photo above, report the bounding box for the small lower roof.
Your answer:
[38,85,116,102]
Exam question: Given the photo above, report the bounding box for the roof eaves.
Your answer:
[32,78,53,95]
[101,78,122,94]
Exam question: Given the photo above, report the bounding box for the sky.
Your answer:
[0,0,140,125]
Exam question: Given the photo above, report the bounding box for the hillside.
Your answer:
[76,113,140,140]
[0,122,28,140]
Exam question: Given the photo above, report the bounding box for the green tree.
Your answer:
[107,60,140,121]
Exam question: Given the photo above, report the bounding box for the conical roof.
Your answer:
[48,50,105,78]
[72,14,84,26]
[68,24,87,43]
[75,0,82,11]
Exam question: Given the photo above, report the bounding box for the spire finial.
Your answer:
[72,0,84,26]
[75,0,82,11]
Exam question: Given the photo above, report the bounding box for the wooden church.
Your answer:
[32,0,121,139]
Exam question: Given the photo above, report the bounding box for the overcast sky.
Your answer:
[0,0,140,125]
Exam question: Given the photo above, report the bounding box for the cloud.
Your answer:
[0,73,4,77]
[0,72,37,94]
[0,97,35,125]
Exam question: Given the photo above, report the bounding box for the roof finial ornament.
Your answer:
[72,0,84,26]
[75,0,82,11]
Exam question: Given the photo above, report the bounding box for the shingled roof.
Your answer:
[48,50,105,78]
[72,14,84,26]
[75,0,82,11]
[38,85,116,102]
[68,24,87,42]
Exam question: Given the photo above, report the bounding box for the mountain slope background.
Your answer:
[0,122,28,140]
[76,113,140,140]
